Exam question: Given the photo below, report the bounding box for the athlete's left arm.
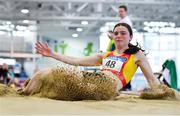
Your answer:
[135,51,159,88]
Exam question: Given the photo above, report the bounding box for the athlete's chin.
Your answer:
[116,43,125,48]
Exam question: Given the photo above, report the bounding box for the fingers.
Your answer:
[35,48,43,54]
[40,41,49,50]
[36,41,49,49]
[35,41,48,49]
[35,41,48,55]
[36,41,44,49]
[35,44,42,53]
[35,47,44,55]
[35,42,42,52]
[45,42,49,48]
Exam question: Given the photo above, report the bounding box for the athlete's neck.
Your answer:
[115,46,129,54]
[120,15,126,19]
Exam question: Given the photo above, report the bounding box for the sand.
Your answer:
[0,94,180,115]
[0,65,179,115]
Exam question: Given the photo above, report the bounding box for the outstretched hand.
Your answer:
[35,42,52,57]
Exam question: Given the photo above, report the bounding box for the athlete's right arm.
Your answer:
[35,42,104,66]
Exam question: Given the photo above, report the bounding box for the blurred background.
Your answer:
[0,0,179,90]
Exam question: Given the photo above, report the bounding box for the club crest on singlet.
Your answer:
[102,56,128,72]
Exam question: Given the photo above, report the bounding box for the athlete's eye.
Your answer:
[121,32,126,35]
[114,31,119,36]
[113,31,127,36]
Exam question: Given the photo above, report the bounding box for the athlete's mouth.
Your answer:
[115,39,123,41]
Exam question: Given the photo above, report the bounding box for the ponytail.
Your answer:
[124,43,145,54]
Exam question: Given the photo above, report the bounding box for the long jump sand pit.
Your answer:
[0,66,180,115]
[0,94,180,115]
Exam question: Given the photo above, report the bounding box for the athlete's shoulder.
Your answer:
[103,51,114,58]
[135,50,147,62]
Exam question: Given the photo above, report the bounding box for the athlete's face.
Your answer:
[118,8,126,18]
[113,26,132,48]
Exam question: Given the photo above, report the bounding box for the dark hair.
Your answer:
[113,23,132,36]
[113,23,145,54]
[119,5,127,12]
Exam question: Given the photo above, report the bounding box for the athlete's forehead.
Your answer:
[114,26,129,32]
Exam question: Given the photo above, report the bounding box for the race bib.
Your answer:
[102,56,127,72]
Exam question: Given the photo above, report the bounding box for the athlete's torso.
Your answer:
[101,51,138,87]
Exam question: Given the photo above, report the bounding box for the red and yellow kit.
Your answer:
[101,51,138,90]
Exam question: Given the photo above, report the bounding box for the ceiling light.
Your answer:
[23,20,30,23]
[10,24,15,29]
[21,9,29,14]
[6,21,12,25]
[169,22,175,27]
[76,28,83,32]
[16,25,27,31]
[81,21,88,25]
[72,33,78,38]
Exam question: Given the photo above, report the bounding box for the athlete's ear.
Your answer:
[130,35,133,41]
[111,32,115,40]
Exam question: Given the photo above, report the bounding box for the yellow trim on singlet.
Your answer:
[98,52,111,65]
[103,51,111,58]
[122,54,137,83]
